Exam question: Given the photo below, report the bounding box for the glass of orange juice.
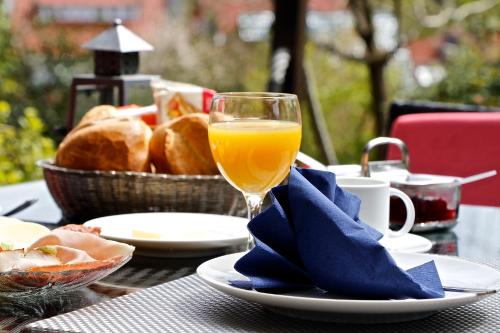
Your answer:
[208,92,302,249]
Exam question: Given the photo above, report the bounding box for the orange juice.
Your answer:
[208,120,301,194]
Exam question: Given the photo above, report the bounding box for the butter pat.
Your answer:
[132,229,162,239]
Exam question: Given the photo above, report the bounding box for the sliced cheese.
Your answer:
[132,229,162,239]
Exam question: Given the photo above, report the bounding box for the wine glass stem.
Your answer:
[244,193,264,250]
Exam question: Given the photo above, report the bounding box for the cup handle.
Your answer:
[388,188,415,237]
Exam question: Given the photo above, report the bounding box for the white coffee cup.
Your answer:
[336,177,415,237]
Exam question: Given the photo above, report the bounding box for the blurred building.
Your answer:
[196,0,348,42]
[7,0,359,50]
[9,0,166,51]
[8,0,482,89]
[407,35,452,87]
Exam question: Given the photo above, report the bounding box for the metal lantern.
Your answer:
[66,19,158,131]
[82,19,153,76]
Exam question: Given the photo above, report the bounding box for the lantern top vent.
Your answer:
[82,18,153,53]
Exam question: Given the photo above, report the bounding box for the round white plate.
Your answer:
[84,213,249,258]
[197,252,500,323]
[379,233,432,253]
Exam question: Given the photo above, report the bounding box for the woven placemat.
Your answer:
[26,272,500,333]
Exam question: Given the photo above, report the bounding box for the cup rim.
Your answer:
[336,176,389,188]
[213,92,298,100]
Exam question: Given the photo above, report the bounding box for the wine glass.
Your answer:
[208,92,302,249]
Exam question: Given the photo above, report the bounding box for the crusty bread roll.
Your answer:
[77,105,119,126]
[56,105,152,172]
[150,113,218,175]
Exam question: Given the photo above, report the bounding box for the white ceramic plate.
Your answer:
[84,213,249,258]
[379,233,432,253]
[197,252,500,323]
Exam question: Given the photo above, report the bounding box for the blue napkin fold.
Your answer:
[234,167,444,299]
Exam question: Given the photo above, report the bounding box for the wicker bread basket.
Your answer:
[38,160,247,223]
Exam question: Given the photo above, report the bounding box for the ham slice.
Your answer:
[28,229,134,261]
[0,225,134,292]
[57,224,102,236]
[0,229,134,274]
[0,246,99,273]
[38,245,97,265]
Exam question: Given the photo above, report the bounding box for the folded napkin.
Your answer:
[234,168,444,299]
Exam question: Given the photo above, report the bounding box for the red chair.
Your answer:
[388,112,500,206]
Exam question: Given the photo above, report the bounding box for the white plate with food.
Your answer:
[197,252,500,323]
[84,213,249,258]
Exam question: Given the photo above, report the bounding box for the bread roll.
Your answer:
[56,106,152,172]
[150,113,218,175]
[77,105,119,126]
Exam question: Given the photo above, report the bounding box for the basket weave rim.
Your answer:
[37,159,225,181]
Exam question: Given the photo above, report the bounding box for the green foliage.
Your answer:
[409,46,500,106]
[0,101,55,184]
[17,36,90,132]
[0,5,25,103]
[142,24,270,93]
[0,3,90,133]
[401,1,500,106]
[306,45,373,163]
[0,4,57,184]
[303,43,405,164]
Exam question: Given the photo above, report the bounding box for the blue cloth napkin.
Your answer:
[234,168,444,299]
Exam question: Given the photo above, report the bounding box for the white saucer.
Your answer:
[197,252,500,323]
[379,233,433,253]
[84,213,249,258]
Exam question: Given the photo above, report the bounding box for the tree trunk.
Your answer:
[268,0,307,98]
[349,0,387,137]
[368,61,387,137]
